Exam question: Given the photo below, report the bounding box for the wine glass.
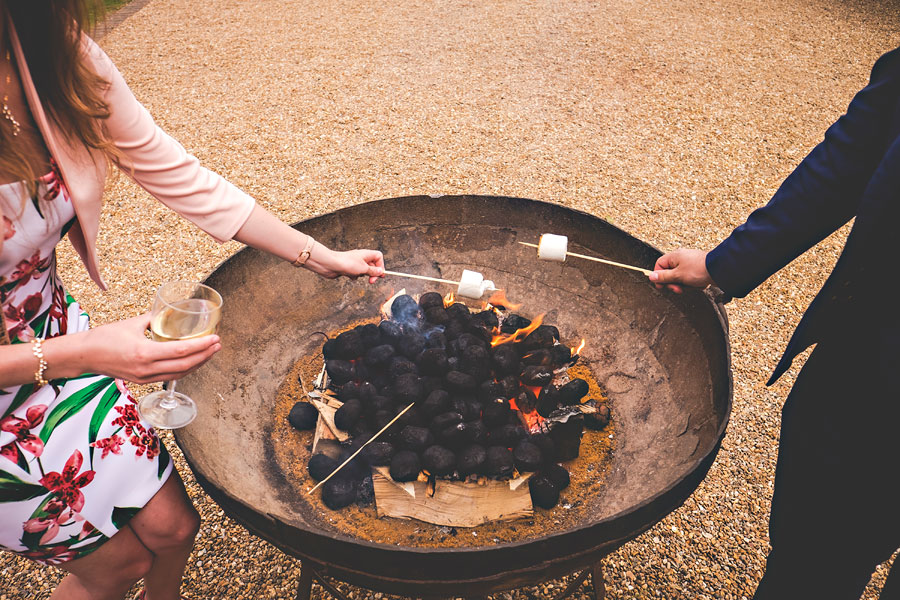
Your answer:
[137,281,223,429]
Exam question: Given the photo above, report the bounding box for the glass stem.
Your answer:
[160,379,179,409]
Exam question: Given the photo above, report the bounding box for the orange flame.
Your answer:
[572,338,586,356]
[490,313,545,347]
[486,289,522,311]
[443,292,456,307]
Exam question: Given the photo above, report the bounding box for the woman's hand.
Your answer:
[304,246,385,284]
[648,249,714,293]
[67,313,221,383]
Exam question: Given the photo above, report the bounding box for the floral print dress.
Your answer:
[0,169,172,565]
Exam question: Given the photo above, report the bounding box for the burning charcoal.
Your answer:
[585,404,611,430]
[513,441,543,472]
[422,445,456,476]
[446,302,471,320]
[473,309,499,330]
[365,344,396,368]
[520,366,553,387]
[334,329,365,360]
[466,322,494,345]
[421,376,444,395]
[439,422,469,448]
[544,464,570,490]
[484,446,514,478]
[529,475,560,509]
[544,325,561,341]
[388,357,417,380]
[421,389,450,417]
[466,420,489,445]
[417,348,449,376]
[491,345,520,378]
[379,320,403,346]
[391,294,421,323]
[338,381,362,402]
[322,477,358,510]
[419,291,444,311]
[394,373,425,404]
[399,332,427,361]
[308,453,339,482]
[465,399,484,422]
[430,411,464,433]
[444,318,467,341]
[482,399,511,428]
[322,338,338,360]
[362,441,395,466]
[400,425,434,452]
[424,306,449,326]
[448,397,469,419]
[549,344,572,366]
[445,371,477,393]
[358,323,382,349]
[500,375,520,399]
[550,418,584,462]
[558,379,590,405]
[456,332,486,352]
[500,314,531,334]
[325,359,355,385]
[490,424,527,448]
[334,400,363,431]
[288,402,318,431]
[516,388,538,415]
[356,475,375,507]
[519,326,556,353]
[354,362,371,383]
[393,405,423,429]
[423,329,447,349]
[521,349,552,367]
[389,451,421,482]
[458,444,487,477]
[478,379,506,402]
[529,433,556,464]
[358,382,378,402]
[460,345,491,381]
[537,385,562,418]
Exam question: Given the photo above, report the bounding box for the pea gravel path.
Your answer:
[3,0,899,598]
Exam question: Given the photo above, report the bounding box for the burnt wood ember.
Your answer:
[458,444,487,477]
[550,418,584,462]
[529,474,560,509]
[558,379,590,405]
[421,389,450,417]
[513,441,543,472]
[418,292,444,311]
[515,388,538,414]
[422,445,456,476]
[325,359,355,385]
[288,402,318,430]
[544,464,571,491]
[322,477,358,510]
[334,329,366,360]
[417,348,449,376]
[362,442,395,466]
[484,446,514,478]
[365,344,396,368]
[482,399,512,428]
[334,400,363,431]
[399,425,434,452]
[389,450,421,482]
[491,345,520,376]
[500,314,531,333]
[585,405,611,430]
[308,453,339,482]
[445,370,477,393]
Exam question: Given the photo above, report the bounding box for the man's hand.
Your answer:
[648,249,714,293]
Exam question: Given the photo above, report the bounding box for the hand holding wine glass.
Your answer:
[137,281,223,429]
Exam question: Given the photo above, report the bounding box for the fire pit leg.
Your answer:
[591,562,606,600]
[296,566,313,600]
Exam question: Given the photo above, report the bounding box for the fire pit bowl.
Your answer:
[175,194,731,596]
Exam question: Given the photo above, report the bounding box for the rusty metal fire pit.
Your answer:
[174,195,731,598]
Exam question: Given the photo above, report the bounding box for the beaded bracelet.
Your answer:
[292,234,316,267]
[31,338,48,387]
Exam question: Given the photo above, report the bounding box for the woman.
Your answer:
[0,2,384,599]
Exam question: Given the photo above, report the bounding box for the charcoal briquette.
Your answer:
[465,399,483,422]
[513,441,543,472]
[478,379,506,402]
[365,344,396,368]
[558,379,590,405]
[529,474,560,509]
[325,359,355,385]
[460,345,491,381]
[394,373,424,403]
[500,314,531,333]
[439,422,469,448]
[358,382,378,402]
[322,477,358,510]
[361,441,395,466]
[484,446,514,478]
[444,318,467,341]
[519,365,551,385]
[338,381,362,402]
[334,329,365,360]
[367,396,393,416]
[322,338,338,360]
[334,400,363,431]
[420,376,444,396]
[458,444,487,477]
[308,453,339,482]
[388,357,418,380]
[500,375,520,399]
[379,320,403,346]
[399,332,427,361]
[448,397,469,418]
[447,356,460,371]
[466,420,488,445]
[423,329,447,349]
[422,445,456,476]
[417,347,449,376]
[490,424,527,448]
[482,399,512,428]
[543,464,570,490]
[446,302,471,319]
[519,326,555,352]
[391,294,420,322]
[550,418,584,461]
[358,323,383,349]
[421,389,450,417]
[521,349,552,366]
[473,309,499,330]
[585,405,611,430]
[537,385,562,418]
[288,402,318,430]
[445,370,477,393]
[529,433,556,464]
[430,411,464,433]
[399,425,434,452]
[389,450,421,482]
[419,291,444,311]
[515,388,538,414]
[424,306,450,326]
[549,344,572,366]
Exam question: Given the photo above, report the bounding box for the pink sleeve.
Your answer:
[85,38,256,243]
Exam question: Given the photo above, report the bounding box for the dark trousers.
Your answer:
[753,325,900,599]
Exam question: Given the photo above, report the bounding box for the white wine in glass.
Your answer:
[137,281,223,429]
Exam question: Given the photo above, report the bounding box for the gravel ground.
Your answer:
[2,0,899,598]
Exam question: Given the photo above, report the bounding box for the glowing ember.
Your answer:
[490,314,545,347]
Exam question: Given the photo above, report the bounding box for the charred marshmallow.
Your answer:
[537,234,568,262]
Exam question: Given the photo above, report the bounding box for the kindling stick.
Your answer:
[307,402,416,495]
[517,242,654,276]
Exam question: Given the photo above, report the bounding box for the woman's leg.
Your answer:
[126,471,201,600]
[52,524,154,600]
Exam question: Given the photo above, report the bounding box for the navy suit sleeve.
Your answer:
[705,47,900,298]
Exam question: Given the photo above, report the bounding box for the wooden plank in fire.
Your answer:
[310,395,349,454]
[371,467,534,528]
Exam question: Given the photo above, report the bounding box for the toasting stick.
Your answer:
[383,269,497,299]
[518,236,654,276]
[307,402,416,495]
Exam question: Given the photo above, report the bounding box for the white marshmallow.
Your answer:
[538,233,568,262]
[458,269,485,299]
[482,280,496,296]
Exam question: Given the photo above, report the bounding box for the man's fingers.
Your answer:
[649,268,679,284]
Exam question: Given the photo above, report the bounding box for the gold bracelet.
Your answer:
[292,234,316,267]
[31,338,48,387]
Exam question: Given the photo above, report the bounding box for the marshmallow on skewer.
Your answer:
[537,234,568,262]
[457,269,495,299]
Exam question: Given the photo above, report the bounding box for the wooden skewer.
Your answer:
[308,402,416,495]
[382,270,459,286]
[517,242,654,276]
